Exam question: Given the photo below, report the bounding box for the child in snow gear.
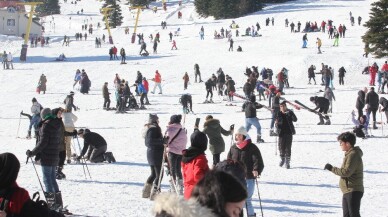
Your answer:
[76,129,108,163]
[324,132,364,217]
[202,115,233,166]
[142,114,164,200]
[182,129,209,199]
[351,111,369,138]
[242,95,265,143]
[180,94,193,114]
[0,153,65,217]
[275,102,297,169]
[227,126,264,217]
[310,96,331,125]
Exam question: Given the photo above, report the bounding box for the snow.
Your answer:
[1,0,387,216]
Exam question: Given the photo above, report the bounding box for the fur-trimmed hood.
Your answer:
[153,193,216,217]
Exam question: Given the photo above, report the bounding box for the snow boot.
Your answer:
[52,191,63,211]
[285,157,291,169]
[150,185,160,201]
[317,116,324,125]
[248,213,256,217]
[324,119,331,125]
[270,129,278,137]
[279,157,285,167]
[56,166,66,180]
[373,122,378,129]
[44,192,56,210]
[209,98,214,103]
[257,135,264,143]
[142,183,152,198]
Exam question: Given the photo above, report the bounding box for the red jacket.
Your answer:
[181,154,209,199]
[143,79,149,91]
[369,65,378,74]
[0,183,30,215]
[112,47,117,54]
[154,71,162,83]
[382,63,388,72]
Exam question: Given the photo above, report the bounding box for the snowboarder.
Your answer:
[242,95,265,143]
[310,96,331,125]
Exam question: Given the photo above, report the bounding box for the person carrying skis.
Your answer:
[76,129,108,163]
[227,126,264,217]
[310,96,331,125]
[202,115,233,167]
[324,132,364,217]
[165,115,187,195]
[242,95,265,143]
[275,101,297,169]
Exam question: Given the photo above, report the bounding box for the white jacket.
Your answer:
[62,112,78,128]
[7,53,12,61]
[31,102,42,115]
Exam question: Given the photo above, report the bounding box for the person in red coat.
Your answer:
[142,77,150,105]
[182,130,209,199]
[369,63,378,86]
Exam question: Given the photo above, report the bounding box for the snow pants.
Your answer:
[278,134,293,157]
[342,191,363,217]
[89,145,107,163]
[245,117,262,136]
[369,72,376,86]
[64,127,75,160]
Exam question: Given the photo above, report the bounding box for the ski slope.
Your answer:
[1,0,387,216]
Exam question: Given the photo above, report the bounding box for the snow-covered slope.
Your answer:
[1,0,387,216]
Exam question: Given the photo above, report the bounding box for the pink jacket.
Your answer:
[166,123,187,155]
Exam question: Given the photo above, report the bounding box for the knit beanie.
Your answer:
[190,130,208,152]
[0,153,20,188]
[40,108,52,119]
[149,114,159,124]
[219,171,247,203]
[235,126,247,136]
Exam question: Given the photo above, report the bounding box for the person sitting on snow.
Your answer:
[351,110,369,138]
[56,53,66,61]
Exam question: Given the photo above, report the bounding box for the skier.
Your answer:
[316,37,322,54]
[302,33,308,48]
[37,74,47,94]
[183,72,189,90]
[204,78,214,103]
[228,38,234,51]
[308,65,317,85]
[324,87,336,113]
[275,101,297,169]
[165,115,187,194]
[140,41,149,55]
[310,96,331,125]
[194,63,202,83]
[227,126,264,217]
[333,32,339,46]
[151,70,162,94]
[324,132,364,217]
[242,95,265,143]
[171,40,177,50]
[365,87,379,129]
[102,82,111,109]
[202,115,233,166]
[26,108,67,212]
[25,98,42,139]
[76,129,108,163]
[338,66,346,85]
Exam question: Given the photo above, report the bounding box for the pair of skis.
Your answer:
[294,100,331,117]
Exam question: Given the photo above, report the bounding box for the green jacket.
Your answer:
[202,119,231,155]
[331,146,364,194]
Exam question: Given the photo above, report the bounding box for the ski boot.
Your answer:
[26,130,32,139]
[34,130,39,138]
[142,183,152,198]
[56,166,66,180]
[317,116,325,125]
[279,157,285,167]
[324,119,331,125]
[44,192,56,209]
[285,157,291,169]
[269,129,278,137]
[257,135,264,143]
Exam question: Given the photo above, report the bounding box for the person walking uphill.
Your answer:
[142,114,164,200]
[227,126,264,217]
[324,132,364,217]
[202,115,233,167]
[26,108,67,212]
[181,129,210,199]
[275,101,297,169]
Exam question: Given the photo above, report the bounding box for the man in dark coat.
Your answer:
[310,96,331,125]
[379,97,388,124]
[365,87,379,129]
[26,108,65,210]
[102,82,110,109]
[355,90,365,119]
[275,101,297,169]
[77,129,107,163]
[243,79,253,98]
[338,66,346,85]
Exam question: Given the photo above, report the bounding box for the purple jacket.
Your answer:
[166,123,187,155]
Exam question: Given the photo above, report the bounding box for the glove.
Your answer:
[26,150,33,157]
[72,130,78,137]
[324,163,333,171]
[230,124,235,131]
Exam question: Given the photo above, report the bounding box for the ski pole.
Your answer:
[74,136,87,179]
[16,113,21,138]
[76,136,91,179]
[28,157,47,201]
[255,178,264,217]
[82,158,92,179]
[156,146,167,192]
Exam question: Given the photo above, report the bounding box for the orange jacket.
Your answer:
[154,71,161,83]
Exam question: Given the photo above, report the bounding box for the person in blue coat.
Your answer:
[138,81,147,109]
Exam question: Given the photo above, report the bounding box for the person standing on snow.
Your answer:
[151,70,162,94]
[120,48,126,64]
[194,63,203,83]
[302,33,308,48]
[183,72,189,90]
[228,38,234,51]
[316,37,322,54]
[369,62,378,86]
[142,77,150,105]
[204,78,214,103]
[102,82,111,109]
[171,40,178,50]
[324,132,364,217]
[365,87,379,129]
[25,98,42,139]
[324,86,336,113]
[243,95,265,143]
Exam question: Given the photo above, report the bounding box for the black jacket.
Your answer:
[243,82,253,96]
[243,101,263,118]
[145,124,164,166]
[308,66,315,78]
[227,141,264,179]
[365,90,379,109]
[205,80,212,90]
[276,110,297,136]
[80,132,107,157]
[379,97,388,111]
[31,117,62,166]
[355,90,365,110]
[338,67,346,77]
[312,96,330,110]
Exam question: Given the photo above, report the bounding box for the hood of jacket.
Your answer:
[204,119,220,129]
[347,146,363,158]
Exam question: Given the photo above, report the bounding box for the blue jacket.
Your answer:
[138,83,147,94]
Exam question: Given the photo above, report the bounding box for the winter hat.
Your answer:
[235,126,247,136]
[149,114,159,124]
[190,130,208,152]
[0,152,21,188]
[32,97,37,102]
[249,95,256,103]
[215,159,246,186]
[70,91,75,95]
[170,114,182,124]
[218,170,247,203]
[40,108,52,119]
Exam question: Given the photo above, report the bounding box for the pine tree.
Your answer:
[129,0,151,7]
[209,0,239,19]
[362,0,388,58]
[195,0,262,19]
[195,0,211,17]
[34,0,61,16]
[102,0,124,28]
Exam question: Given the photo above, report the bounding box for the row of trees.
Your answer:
[195,0,263,20]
